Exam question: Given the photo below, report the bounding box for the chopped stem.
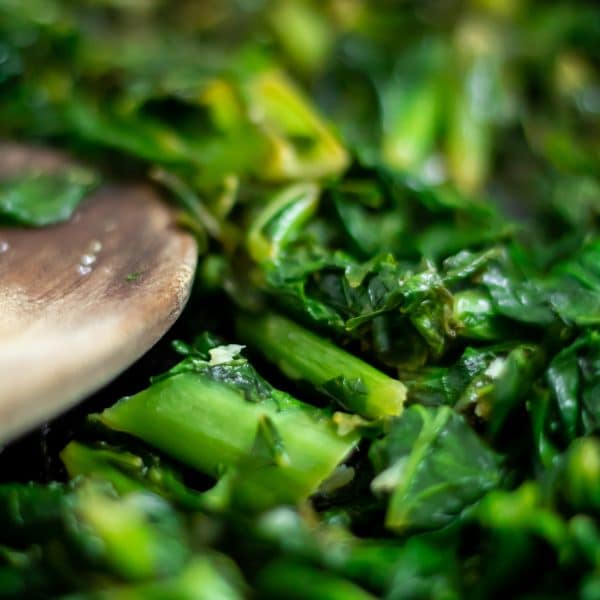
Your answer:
[236,312,406,418]
[97,371,358,512]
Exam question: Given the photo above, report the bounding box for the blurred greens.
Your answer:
[1,0,600,598]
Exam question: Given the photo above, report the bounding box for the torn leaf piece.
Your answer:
[370,405,502,532]
[0,166,99,227]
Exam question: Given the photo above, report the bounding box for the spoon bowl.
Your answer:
[0,143,197,443]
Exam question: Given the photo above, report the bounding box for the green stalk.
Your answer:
[236,312,406,418]
[247,182,320,263]
[96,361,358,512]
[381,41,445,174]
[61,443,150,496]
[61,442,212,511]
[445,19,507,193]
[446,83,491,194]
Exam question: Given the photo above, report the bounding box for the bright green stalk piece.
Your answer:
[61,441,213,511]
[236,312,406,418]
[382,78,440,173]
[381,41,445,174]
[446,82,491,194]
[96,347,359,512]
[552,437,600,513]
[268,1,332,75]
[445,21,509,193]
[61,442,151,496]
[477,482,569,553]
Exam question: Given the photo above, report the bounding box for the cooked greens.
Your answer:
[0,167,99,226]
[369,404,503,532]
[95,344,359,512]
[1,0,600,598]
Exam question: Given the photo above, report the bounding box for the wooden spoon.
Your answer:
[0,143,197,444]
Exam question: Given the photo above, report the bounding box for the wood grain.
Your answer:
[0,143,197,443]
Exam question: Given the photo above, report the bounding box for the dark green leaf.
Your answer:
[0,168,98,226]
[369,405,503,532]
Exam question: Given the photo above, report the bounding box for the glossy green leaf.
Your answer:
[0,168,98,226]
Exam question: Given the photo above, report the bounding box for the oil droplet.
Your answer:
[88,240,102,253]
[0,241,9,253]
[78,264,92,276]
[80,253,97,266]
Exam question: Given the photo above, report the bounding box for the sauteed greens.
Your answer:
[1,0,600,598]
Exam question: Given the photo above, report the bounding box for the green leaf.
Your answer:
[370,405,502,532]
[545,330,600,442]
[0,167,99,226]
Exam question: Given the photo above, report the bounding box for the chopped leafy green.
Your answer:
[96,344,359,511]
[538,331,600,449]
[2,0,600,598]
[0,481,189,588]
[370,405,503,532]
[0,167,99,226]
